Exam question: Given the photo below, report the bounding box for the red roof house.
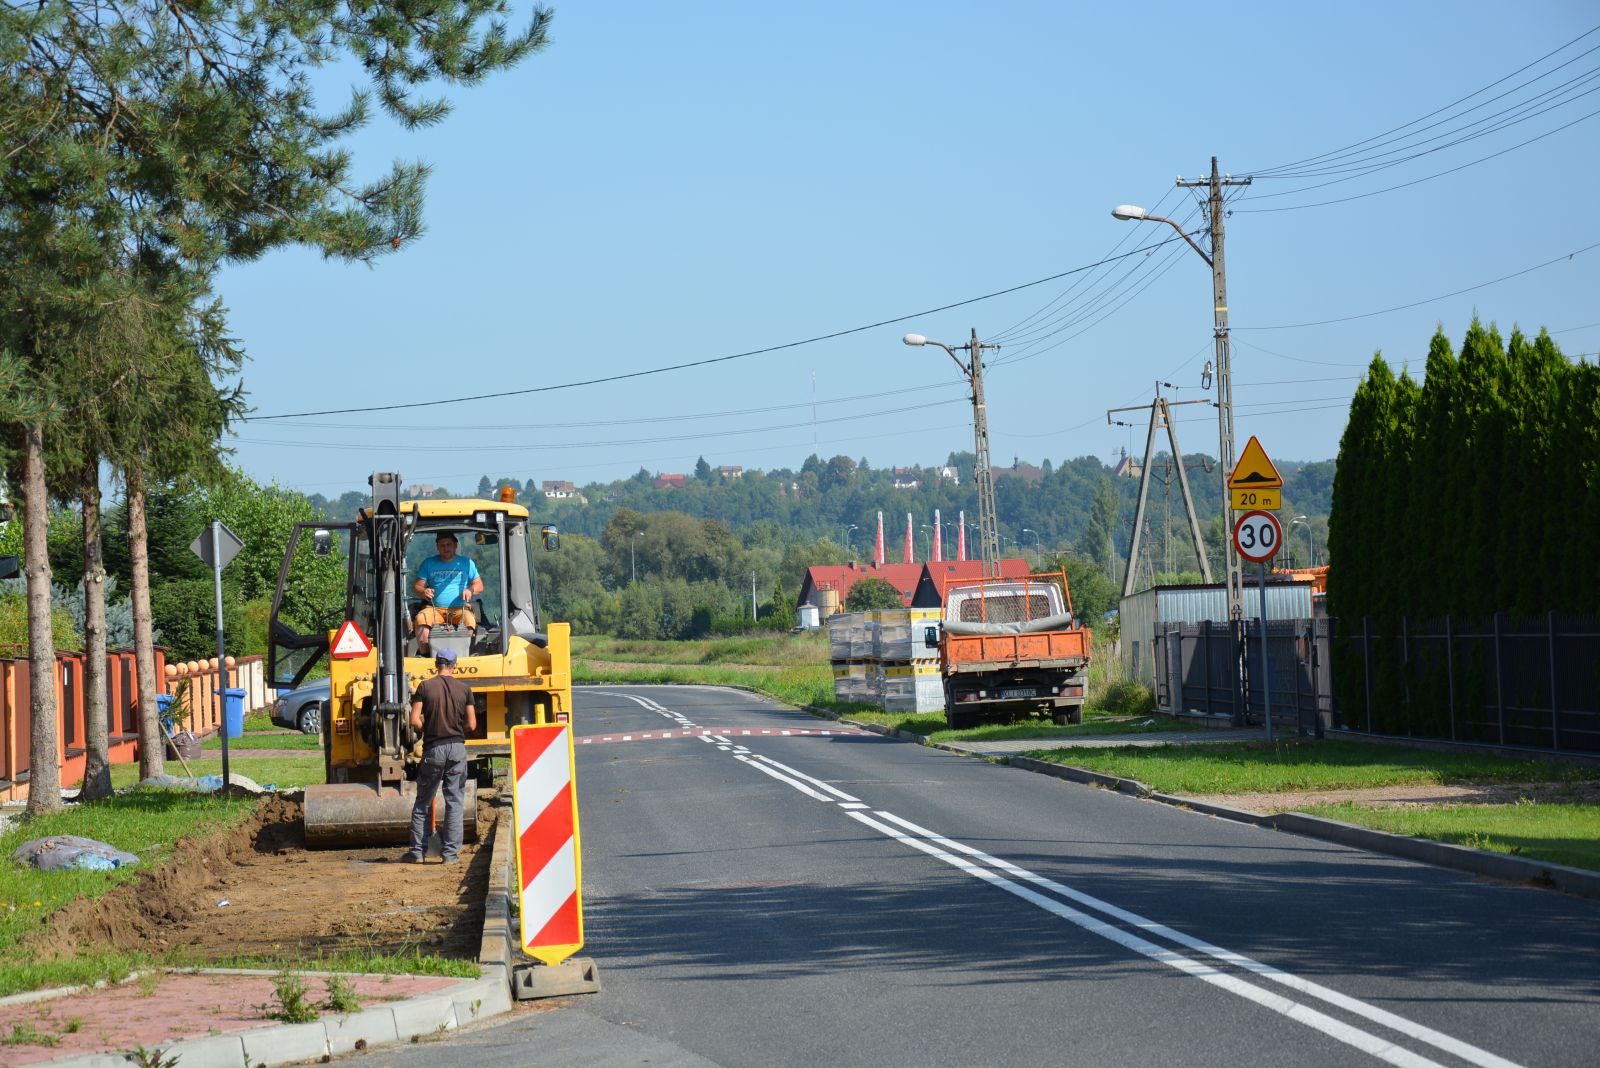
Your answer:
[798,562,924,611]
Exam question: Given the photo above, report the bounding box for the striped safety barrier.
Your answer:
[510,724,585,965]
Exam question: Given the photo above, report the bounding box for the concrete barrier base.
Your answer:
[513,957,602,1000]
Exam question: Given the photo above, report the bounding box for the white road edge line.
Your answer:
[846,810,1446,1068]
[872,812,1522,1068]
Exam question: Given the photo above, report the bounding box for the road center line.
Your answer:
[750,755,862,803]
[733,754,837,802]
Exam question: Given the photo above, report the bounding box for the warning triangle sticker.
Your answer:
[330,620,374,659]
[1228,436,1283,489]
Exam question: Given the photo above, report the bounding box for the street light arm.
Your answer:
[1143,213,1212,267]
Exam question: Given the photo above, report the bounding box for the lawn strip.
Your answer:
[106,755,325,790]
[1298,801,1600,873]
[0,790,258,996]
[201,732,321,751]
[1023,739,1598,796]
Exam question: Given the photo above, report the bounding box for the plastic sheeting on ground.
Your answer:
[137,773,271,794]
[13,835,141,872]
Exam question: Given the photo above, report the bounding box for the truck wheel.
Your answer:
[1052,706,1083,726]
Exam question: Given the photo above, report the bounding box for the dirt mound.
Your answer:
[31,795,496,966]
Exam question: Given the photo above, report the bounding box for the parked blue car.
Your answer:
[271,677,329,735]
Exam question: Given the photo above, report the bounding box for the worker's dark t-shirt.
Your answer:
[415,675,473,744]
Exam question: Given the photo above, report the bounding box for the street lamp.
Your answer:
[1113,172,1245,627]
[1291,515,1315,568]
[904,330,1001,576]
[1021,527,1042,568]
[919,524,934,563]
[630,529,644,584]
[842,523,859,552]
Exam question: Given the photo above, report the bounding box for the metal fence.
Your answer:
[1153,619,1332,735]
[1335,613,1600,753]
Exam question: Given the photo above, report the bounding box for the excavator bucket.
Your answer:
[303,781,479,849]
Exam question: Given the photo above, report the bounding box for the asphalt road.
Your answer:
[349,685,1600,1068]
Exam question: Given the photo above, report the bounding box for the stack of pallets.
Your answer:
[827,609,944,713]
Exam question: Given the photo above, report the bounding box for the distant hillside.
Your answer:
[309,451,1334,576]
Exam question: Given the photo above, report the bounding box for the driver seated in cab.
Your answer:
[413,532,483,656]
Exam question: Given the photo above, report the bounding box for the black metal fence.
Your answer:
[1335,613,1600,753]
[1153,612,1600,754]
[1153,619,1333,735]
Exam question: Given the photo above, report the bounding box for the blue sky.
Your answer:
[220,1,1600,498]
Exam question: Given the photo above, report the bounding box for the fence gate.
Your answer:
[1155,618,1328,733]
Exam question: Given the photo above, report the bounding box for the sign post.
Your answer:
[1233,509,1281,741]
[192,520,244,786]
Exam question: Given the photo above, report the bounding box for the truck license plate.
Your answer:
[1000,687,1035,699]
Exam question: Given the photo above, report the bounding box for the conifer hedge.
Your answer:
[1327,319,1599,737]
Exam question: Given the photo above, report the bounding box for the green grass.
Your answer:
[106,755,326,790]
[0,789,259,996]
[573,632,829,668]
[199,946,481,979]
[202,732,321,751]
[1025,738,1600,795]
[573,658,876,718]
[1300,800,1600,873]
[839,709,1199,742]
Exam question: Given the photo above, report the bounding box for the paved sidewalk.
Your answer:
[943,727,1270,758]
[0,969,494,1067]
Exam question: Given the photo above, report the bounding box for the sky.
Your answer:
[218,1,1600,499]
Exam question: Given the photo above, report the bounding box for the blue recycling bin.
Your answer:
[219,688,247,739]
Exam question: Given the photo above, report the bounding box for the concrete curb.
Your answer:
[45,814,517,1068]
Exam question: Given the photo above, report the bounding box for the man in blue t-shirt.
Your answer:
[413,532,484,655]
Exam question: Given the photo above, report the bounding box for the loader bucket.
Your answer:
[304,781,479,849]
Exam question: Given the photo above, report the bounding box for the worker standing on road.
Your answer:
[402,647,477,864]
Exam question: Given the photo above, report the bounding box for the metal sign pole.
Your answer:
[1260,561,1273,743]
[211,520,231,787]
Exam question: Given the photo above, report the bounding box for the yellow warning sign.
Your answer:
[1228,436,1283,490]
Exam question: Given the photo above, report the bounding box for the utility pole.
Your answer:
[1108,385,1214,596]
[751,571,757,621]
[902,329,1003,576]
[1176,158,1251,622]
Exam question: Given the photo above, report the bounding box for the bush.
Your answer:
[0,582,83,655]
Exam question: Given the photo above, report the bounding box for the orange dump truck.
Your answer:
[922,573,1092,730]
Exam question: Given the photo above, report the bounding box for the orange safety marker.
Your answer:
[510,724,584,965]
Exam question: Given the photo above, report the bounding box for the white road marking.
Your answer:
[707,726,1524,1068]
[870,812,1523,1068]
[751,755,861,803]
[847,810,1447,1068]
[733,754,835,802]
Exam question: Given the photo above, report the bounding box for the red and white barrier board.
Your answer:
[510,724,584,965]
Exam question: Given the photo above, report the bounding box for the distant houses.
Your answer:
[798,557,1034,612]
[654,473,687,490]
[541,480,586,503]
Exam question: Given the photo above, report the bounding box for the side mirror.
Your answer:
[312,529,333,557]
[923,626,939,649]
[541,524,560,552]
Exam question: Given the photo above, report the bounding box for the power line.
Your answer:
[1233,240,1600,330]
[247,233,1191,421]
[270,380,963,432]
[1247,22,1600,175]
[1234,104,1600,214]
[235,397,966,454]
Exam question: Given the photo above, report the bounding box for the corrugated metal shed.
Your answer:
[1120,582,1314,686]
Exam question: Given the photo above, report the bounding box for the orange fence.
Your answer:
[0,650,267,803]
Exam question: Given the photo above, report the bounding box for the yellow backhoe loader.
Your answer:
[267,472,570,847]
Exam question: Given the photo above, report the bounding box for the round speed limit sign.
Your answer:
[1233,510,1282,563]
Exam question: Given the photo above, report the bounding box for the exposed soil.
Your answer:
[1190,780,1600,815]
[29,794,496,965]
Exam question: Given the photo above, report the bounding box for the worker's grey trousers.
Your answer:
[410,740,468,861]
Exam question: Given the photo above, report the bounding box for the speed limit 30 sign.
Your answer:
[1233,510,1282,563]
